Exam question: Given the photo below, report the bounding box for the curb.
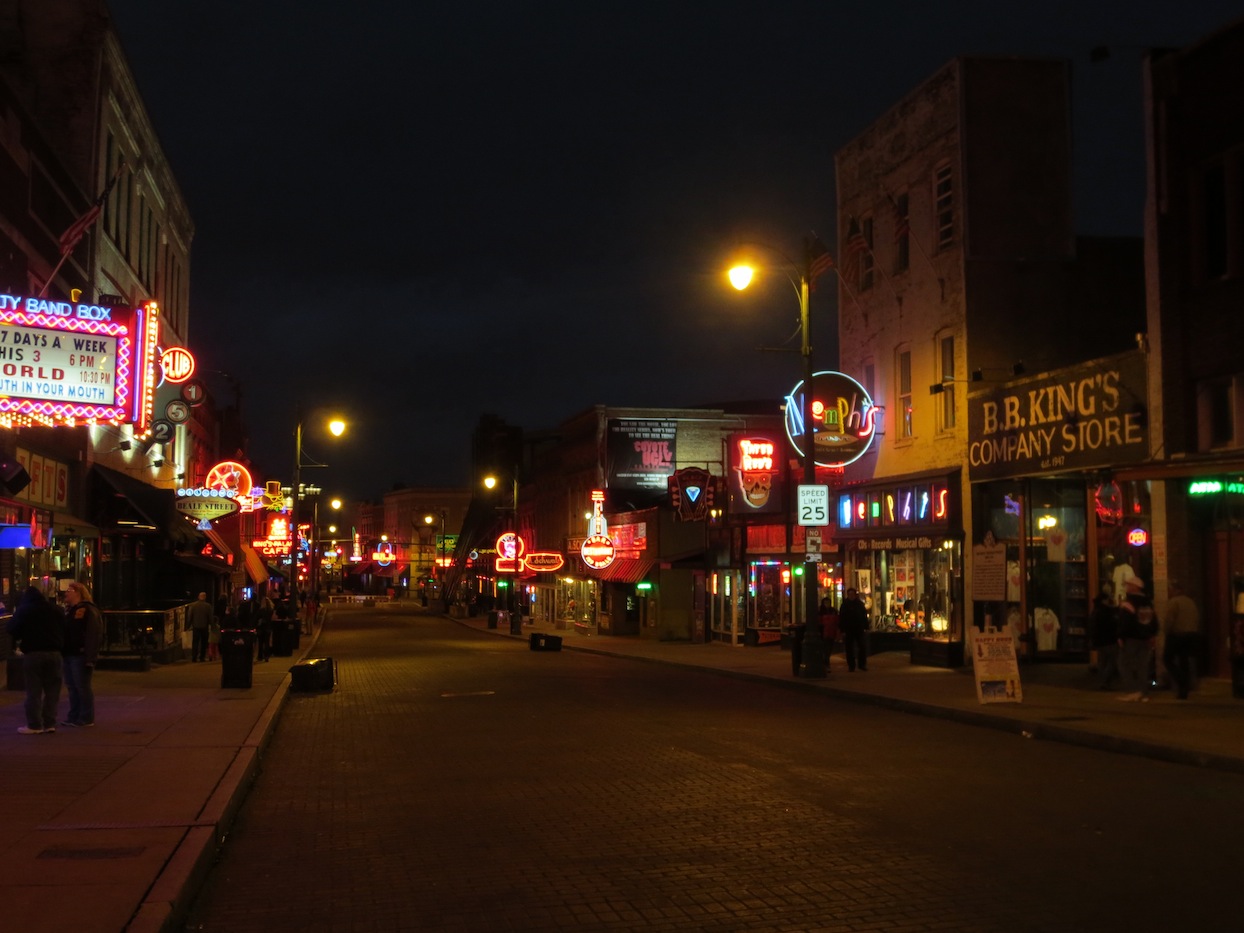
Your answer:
[126,619,326,933]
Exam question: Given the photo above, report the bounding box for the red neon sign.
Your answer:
[160,346,196,383]
[496,532,526,573]
[524,552,565,572]
[581,533,615,570]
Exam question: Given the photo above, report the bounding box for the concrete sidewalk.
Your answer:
[455,610,1244,774]
[0,628,317,933]
[2,604,1240,933]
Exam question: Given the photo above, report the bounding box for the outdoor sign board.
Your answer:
[966,351,1148,481]
[607,418,676,492]
[0,294,161,430]
[175,487,240,522]
[784,370,878,468]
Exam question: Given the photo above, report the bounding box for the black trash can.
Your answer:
[487,610,505,630]
[510,610,523,635]
[529,633,563,651]
[787,624,806,677]
[220,629,256,689]
[271,620,294,657]
[290,657,336,692]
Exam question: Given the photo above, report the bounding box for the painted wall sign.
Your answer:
[0,293,159,428]
[967,351,1148,481]
[784,371,878,468]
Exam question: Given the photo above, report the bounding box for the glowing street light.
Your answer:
[728,237,831,678]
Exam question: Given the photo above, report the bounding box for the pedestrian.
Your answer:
[61,582,102,727]
[818,596,840,670]
[186,591,214,663]
[6,586,64,734]
[839,587,870,672]
[255,590,275,662]
[207,613,221,662]
[1088,585,1119,690]
[1161,580,1201,700]
[1116,576,1158,702]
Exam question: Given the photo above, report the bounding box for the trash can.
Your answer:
[271,620,294,657]
[220,629,255,689]
[510,610,523,635]
[290,657,336,692]
[787,624,806,677]
[487,610,505,630]
[529,633,563,651]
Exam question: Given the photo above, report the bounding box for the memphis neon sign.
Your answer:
[784,370,878,468]
[0,294,159,428]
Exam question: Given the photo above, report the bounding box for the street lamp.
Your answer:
[729,237,828,678]
[484,473,519,619]
[292,414,346,633]
[424,510,447,600]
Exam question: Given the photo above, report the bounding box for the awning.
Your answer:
[52,511,100,539]
[174,553,232,575]
[373,562,409,578]
[241,545,269,585]
[90,465,196,545]
[203,526,235,561]
[589,558,655,584]
[347,561,375,575]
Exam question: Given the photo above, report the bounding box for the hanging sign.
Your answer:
[784,370,878,468]
[175,487,240,522]
[581,533,615,570]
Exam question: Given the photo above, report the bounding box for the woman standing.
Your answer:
[62,582,103,727]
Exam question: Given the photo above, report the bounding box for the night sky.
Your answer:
[105,1,1241,503]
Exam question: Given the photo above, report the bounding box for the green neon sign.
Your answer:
[1188,480,1244,496]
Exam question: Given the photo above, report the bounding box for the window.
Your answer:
[1198,377,1238,450]
[935,164,954,252]
[1203,162,1227,280]
[897,348,913,439]
[893,193,909,273]
[937,333,956,432]
[860,215,875,291]
[863,361,876,399]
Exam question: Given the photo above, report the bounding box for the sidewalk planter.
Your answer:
[529,633,563,651]
[910,636,964,668]
[290,657,336,692]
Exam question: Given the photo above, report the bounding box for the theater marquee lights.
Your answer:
[0,294,160,429]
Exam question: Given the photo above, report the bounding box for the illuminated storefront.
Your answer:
[836,471,963,665]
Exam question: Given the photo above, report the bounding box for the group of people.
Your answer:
[6,582,103,734]
[1089,575,1202,701]
[815,587,872,674]
[187,589,284,663]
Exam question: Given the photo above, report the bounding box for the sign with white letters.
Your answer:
[797,485,830,527]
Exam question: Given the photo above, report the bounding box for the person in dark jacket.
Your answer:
[1116,576,1158,702]
[61,581,103,727]
[6,586,65,734]
[1088,587,1119,690]
[838,588,870,672]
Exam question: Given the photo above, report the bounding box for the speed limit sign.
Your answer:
[797,484,830,526]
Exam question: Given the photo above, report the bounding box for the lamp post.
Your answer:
[424,509,447,601]
[484,473,519,620]
[291,415,346,633]
[729,239,827,678]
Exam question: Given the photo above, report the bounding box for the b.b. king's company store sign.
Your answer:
[967,351,1148,481]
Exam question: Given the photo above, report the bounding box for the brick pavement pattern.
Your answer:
[182,607,1219,933]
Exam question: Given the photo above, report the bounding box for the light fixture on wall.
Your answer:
[152,457,165,468]
[117,440,132,451]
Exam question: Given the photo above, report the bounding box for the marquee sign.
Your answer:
[785,370,878,468]
[0,294,160,429]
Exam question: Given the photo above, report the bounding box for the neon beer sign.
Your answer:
[784,370,877,468]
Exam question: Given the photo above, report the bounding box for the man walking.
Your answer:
[1161,580,1201,700]
[839,587,870,672]
[187,592,214,663]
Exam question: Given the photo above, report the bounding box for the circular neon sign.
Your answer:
[580,533,616,570]
[784,370,877,468]
[205,461,254,501]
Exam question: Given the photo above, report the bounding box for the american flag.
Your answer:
[844,217,869,258]
[57,163,125,256]
[806,237,834,293]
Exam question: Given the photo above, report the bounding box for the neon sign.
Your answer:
[495,532,526,573]
[734,437,778,509]
[175,487,240,522]
[253,515,292,557]
[372,542,394,566]
[205,461,257,512]
[1127,528,1149,547]
[581,533,615,570]
[524,552,565,572]
[784,370,877,468]
[837,482,951,532]
[1189,480,1244,496]
[0,293,158,428]
[160,346,195,383]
